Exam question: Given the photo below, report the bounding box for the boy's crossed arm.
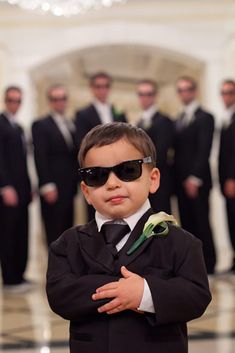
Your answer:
[92,266,145,314]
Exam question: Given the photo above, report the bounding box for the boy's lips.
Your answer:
[107,195,127,203]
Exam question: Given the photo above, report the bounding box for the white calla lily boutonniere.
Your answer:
[127,212,178,255]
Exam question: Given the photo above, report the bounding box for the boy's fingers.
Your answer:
[92,289,117,301]
[95,282,118,293]
[97,298,120,313]
[121,266,135,278]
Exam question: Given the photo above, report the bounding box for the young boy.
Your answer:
[46,122,211,353]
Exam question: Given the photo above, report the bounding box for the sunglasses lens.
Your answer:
[115,161,141,182]
[80,167,109,187]
[79,159,148,187]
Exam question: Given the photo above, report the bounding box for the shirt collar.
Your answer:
[52,111,66,121]
[183,100,199,116]
[4,110,16,122]
[226,103,235,116]
[93,98,110,111]
[142,104,158,122]
[95,199,151,232]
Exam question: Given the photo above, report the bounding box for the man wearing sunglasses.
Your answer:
[174,76,216,275]
[0,86,31,292]
[136,79,174,214]
[47,122,211,353]
[75,72,127,221]
[218,79,235,274]
[32,84,79,246]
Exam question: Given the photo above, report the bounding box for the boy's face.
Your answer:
[81,138,160,219]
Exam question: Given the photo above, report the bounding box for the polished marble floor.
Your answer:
[1,190,235,353]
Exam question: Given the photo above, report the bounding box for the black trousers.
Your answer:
[225,198,235,264]
[0,202,28,285]
[41,197,74,246]
[177,186,216,274]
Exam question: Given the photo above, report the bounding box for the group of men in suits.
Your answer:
[1,73,235,292]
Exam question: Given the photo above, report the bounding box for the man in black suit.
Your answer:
[75,72,127,221]
[32,84,78,245]
[219,79,235,273]
[0,86,31,292]
[136,79,174,213]
[174,76,216,274]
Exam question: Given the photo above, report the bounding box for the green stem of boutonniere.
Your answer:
[127,212,178,256]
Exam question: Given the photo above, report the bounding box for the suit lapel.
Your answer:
[48,115,73,151]
[78,220,115,273]
[115,209,154,270]
[91,105,103,125]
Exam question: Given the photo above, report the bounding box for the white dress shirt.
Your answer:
[52,112,74,149]
[96,199,155,313]
[93,99,113,125]
[182,100,200,127]
[139,104,158,130]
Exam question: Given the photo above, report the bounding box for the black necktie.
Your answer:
[178,112,186,131]
[101,222,130,255]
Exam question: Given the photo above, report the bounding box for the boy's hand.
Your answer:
[92,266,144,315]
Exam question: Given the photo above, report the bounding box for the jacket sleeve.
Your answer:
[46,234,118,321]
[190,113,214,179]
[144,227,211,326]
[0,126,12,187]
[31,121,54,187]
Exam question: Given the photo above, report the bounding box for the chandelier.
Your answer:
[0,0,126,16]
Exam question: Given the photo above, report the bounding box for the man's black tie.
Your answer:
[101,222,130,255]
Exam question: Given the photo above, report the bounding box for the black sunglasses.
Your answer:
[49,96,68,102]
[78,157,153,187]
[138,91,155,97]
[6,98,22,104]
[220,90,235,96]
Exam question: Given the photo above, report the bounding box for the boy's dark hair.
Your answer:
[89,72,112,86]
[78,122,157,168]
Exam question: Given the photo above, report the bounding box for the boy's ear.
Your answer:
[80,181,92,205]
[149,167,160,194]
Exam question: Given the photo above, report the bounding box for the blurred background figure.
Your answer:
[218,79,235,274]
[0,86,32,293]
[136,79,174,214]
[174,76,216,275]
[32,84,78,246]
[75,71,127,221]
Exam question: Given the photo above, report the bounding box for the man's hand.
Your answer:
[92,266,144,315]
[43,189,58,204]
[2,187,18,206]
[183,179,199,198]
[224,179,235,198]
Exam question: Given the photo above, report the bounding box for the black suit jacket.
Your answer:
[218,113,235,194]
[31,115,78,200]
[75,104,127,147]
[174,107,214,190]
[46,209,211,353]
[0,113,31,204]
[138,111,174,193]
